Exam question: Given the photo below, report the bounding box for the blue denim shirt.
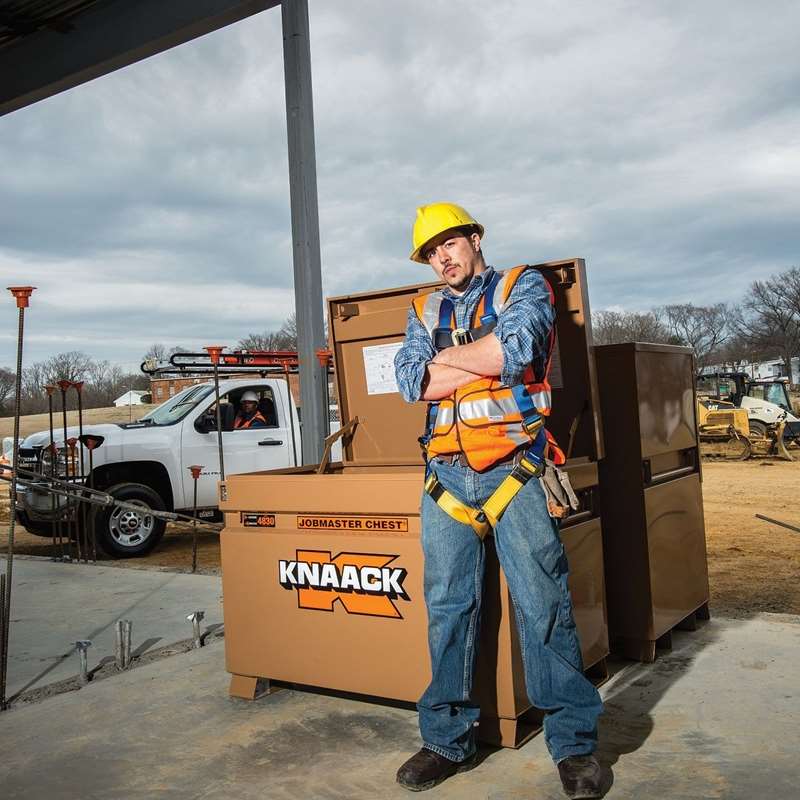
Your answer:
[393,266,555,403]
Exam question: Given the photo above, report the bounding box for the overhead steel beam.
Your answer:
[281,0,326,465]
[0,0,279,117]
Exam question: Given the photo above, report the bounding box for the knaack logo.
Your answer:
[279,549,410,619]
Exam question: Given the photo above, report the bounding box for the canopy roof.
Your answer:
[0,0,279,116]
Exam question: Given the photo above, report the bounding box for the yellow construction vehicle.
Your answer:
[696,399,793,461]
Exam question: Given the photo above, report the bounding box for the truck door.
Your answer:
[180,385,294,511]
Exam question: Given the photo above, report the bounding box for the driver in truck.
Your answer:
[233,391,268,430]
[393,203,604,798]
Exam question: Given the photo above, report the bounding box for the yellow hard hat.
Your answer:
[409,202,484,264]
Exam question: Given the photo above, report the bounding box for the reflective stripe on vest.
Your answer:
[412,266,561,471]
[234,411,267,429]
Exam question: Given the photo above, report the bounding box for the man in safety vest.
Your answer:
[393,203,604,798]
[233,391,267,430]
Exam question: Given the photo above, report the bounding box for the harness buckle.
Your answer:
[433,328,454,351]
[451,328,473,346]
[522,417,544,437]
[513,456,544,482]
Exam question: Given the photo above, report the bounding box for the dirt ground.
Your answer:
[1,458,798,617]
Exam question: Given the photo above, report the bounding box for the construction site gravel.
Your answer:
[2,458,799,618]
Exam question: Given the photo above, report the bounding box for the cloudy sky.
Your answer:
[1,0,798,369]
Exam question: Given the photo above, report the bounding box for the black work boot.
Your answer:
[557,754,604,799]
[396,748,476,792]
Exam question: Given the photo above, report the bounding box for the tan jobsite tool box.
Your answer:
[220,258,609,747]
[595,343,710,662]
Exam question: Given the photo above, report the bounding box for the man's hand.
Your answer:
[432,332,503,377]
[421,363,482,400]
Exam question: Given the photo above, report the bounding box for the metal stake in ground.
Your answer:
[0,574,5,698]
[75,640,92,686]
[1,285,35,711]
[66,437,81,561]
[73,382,87,560]
[45,385,61,560]
[121,619,133,669]
[188,465,204,573]
[204,346,226,481]
[114,619,133,670]
[57,379,74,560]
[187,610,205,649]
[80,434,104,564]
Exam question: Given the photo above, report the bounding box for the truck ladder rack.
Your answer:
[141,349,333,377]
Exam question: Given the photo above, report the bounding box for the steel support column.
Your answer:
[281,0,326,464]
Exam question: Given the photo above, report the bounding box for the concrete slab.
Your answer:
[1,556,223,699]
[0,612,797,799]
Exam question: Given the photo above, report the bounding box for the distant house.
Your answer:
[702,357,800,386]
[114,390,149,407]
[739,357,800,386]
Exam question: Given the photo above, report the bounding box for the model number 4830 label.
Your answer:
[241,512,276,527]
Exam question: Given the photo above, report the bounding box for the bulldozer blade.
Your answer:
[772,422,794,462]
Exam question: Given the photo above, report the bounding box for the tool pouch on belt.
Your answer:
[539,460,579,519]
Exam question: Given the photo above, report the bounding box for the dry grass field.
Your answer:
[1,407,799,617]
[0,404,157,439]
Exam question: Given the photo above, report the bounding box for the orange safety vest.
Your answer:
[412,265,565,472]
[234,410,267,430]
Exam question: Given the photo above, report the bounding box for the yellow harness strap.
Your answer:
[424,456,543,539]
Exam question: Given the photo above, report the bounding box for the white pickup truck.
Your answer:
[15,378,307,558]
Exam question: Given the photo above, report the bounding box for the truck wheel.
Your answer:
[94,483,166,558]
[747,420,768,438]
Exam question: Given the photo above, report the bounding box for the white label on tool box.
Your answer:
[363,342,403,395]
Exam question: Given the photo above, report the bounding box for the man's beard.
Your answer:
[444,266,471,291]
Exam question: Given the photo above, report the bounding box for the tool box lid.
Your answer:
[327,258,604,466]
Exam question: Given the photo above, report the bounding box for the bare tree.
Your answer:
[591,310,673,346]
[42,351,92,385]
[659,303,729,372]
[0,368,14,413]
[279,312,298,348]
[142,343,187,363]
[84,360,125,407]
[238,315,298,351]
[143,343,168,362]
[732,274,800,379]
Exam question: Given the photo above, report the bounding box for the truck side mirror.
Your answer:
[195,414,214,434]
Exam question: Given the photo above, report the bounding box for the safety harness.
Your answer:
[420,270,556,539]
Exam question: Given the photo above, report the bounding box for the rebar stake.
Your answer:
[66,437,81,561]
[204,346,226,481]
[76,640,92,685]
[188,465,204,573]
[115,619,134,670]
[57,379,73,560]
[81,434,104,564]
[45,386,60,560]
[73,382,87,561]
[122,620,132,669]
[187,611,205,649]
[0,574,6,697]
[114,620,124,670]
[1,285,35,712]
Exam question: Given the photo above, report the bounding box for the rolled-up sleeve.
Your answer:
[394,306,435,403]
[494,269,556,385]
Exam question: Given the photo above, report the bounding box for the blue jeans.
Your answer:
[418,457,603,763]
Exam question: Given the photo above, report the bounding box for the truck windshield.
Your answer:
[748,382,791,411]
[140,385,213,426]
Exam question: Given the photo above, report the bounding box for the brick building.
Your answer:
[150,373,303,405]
